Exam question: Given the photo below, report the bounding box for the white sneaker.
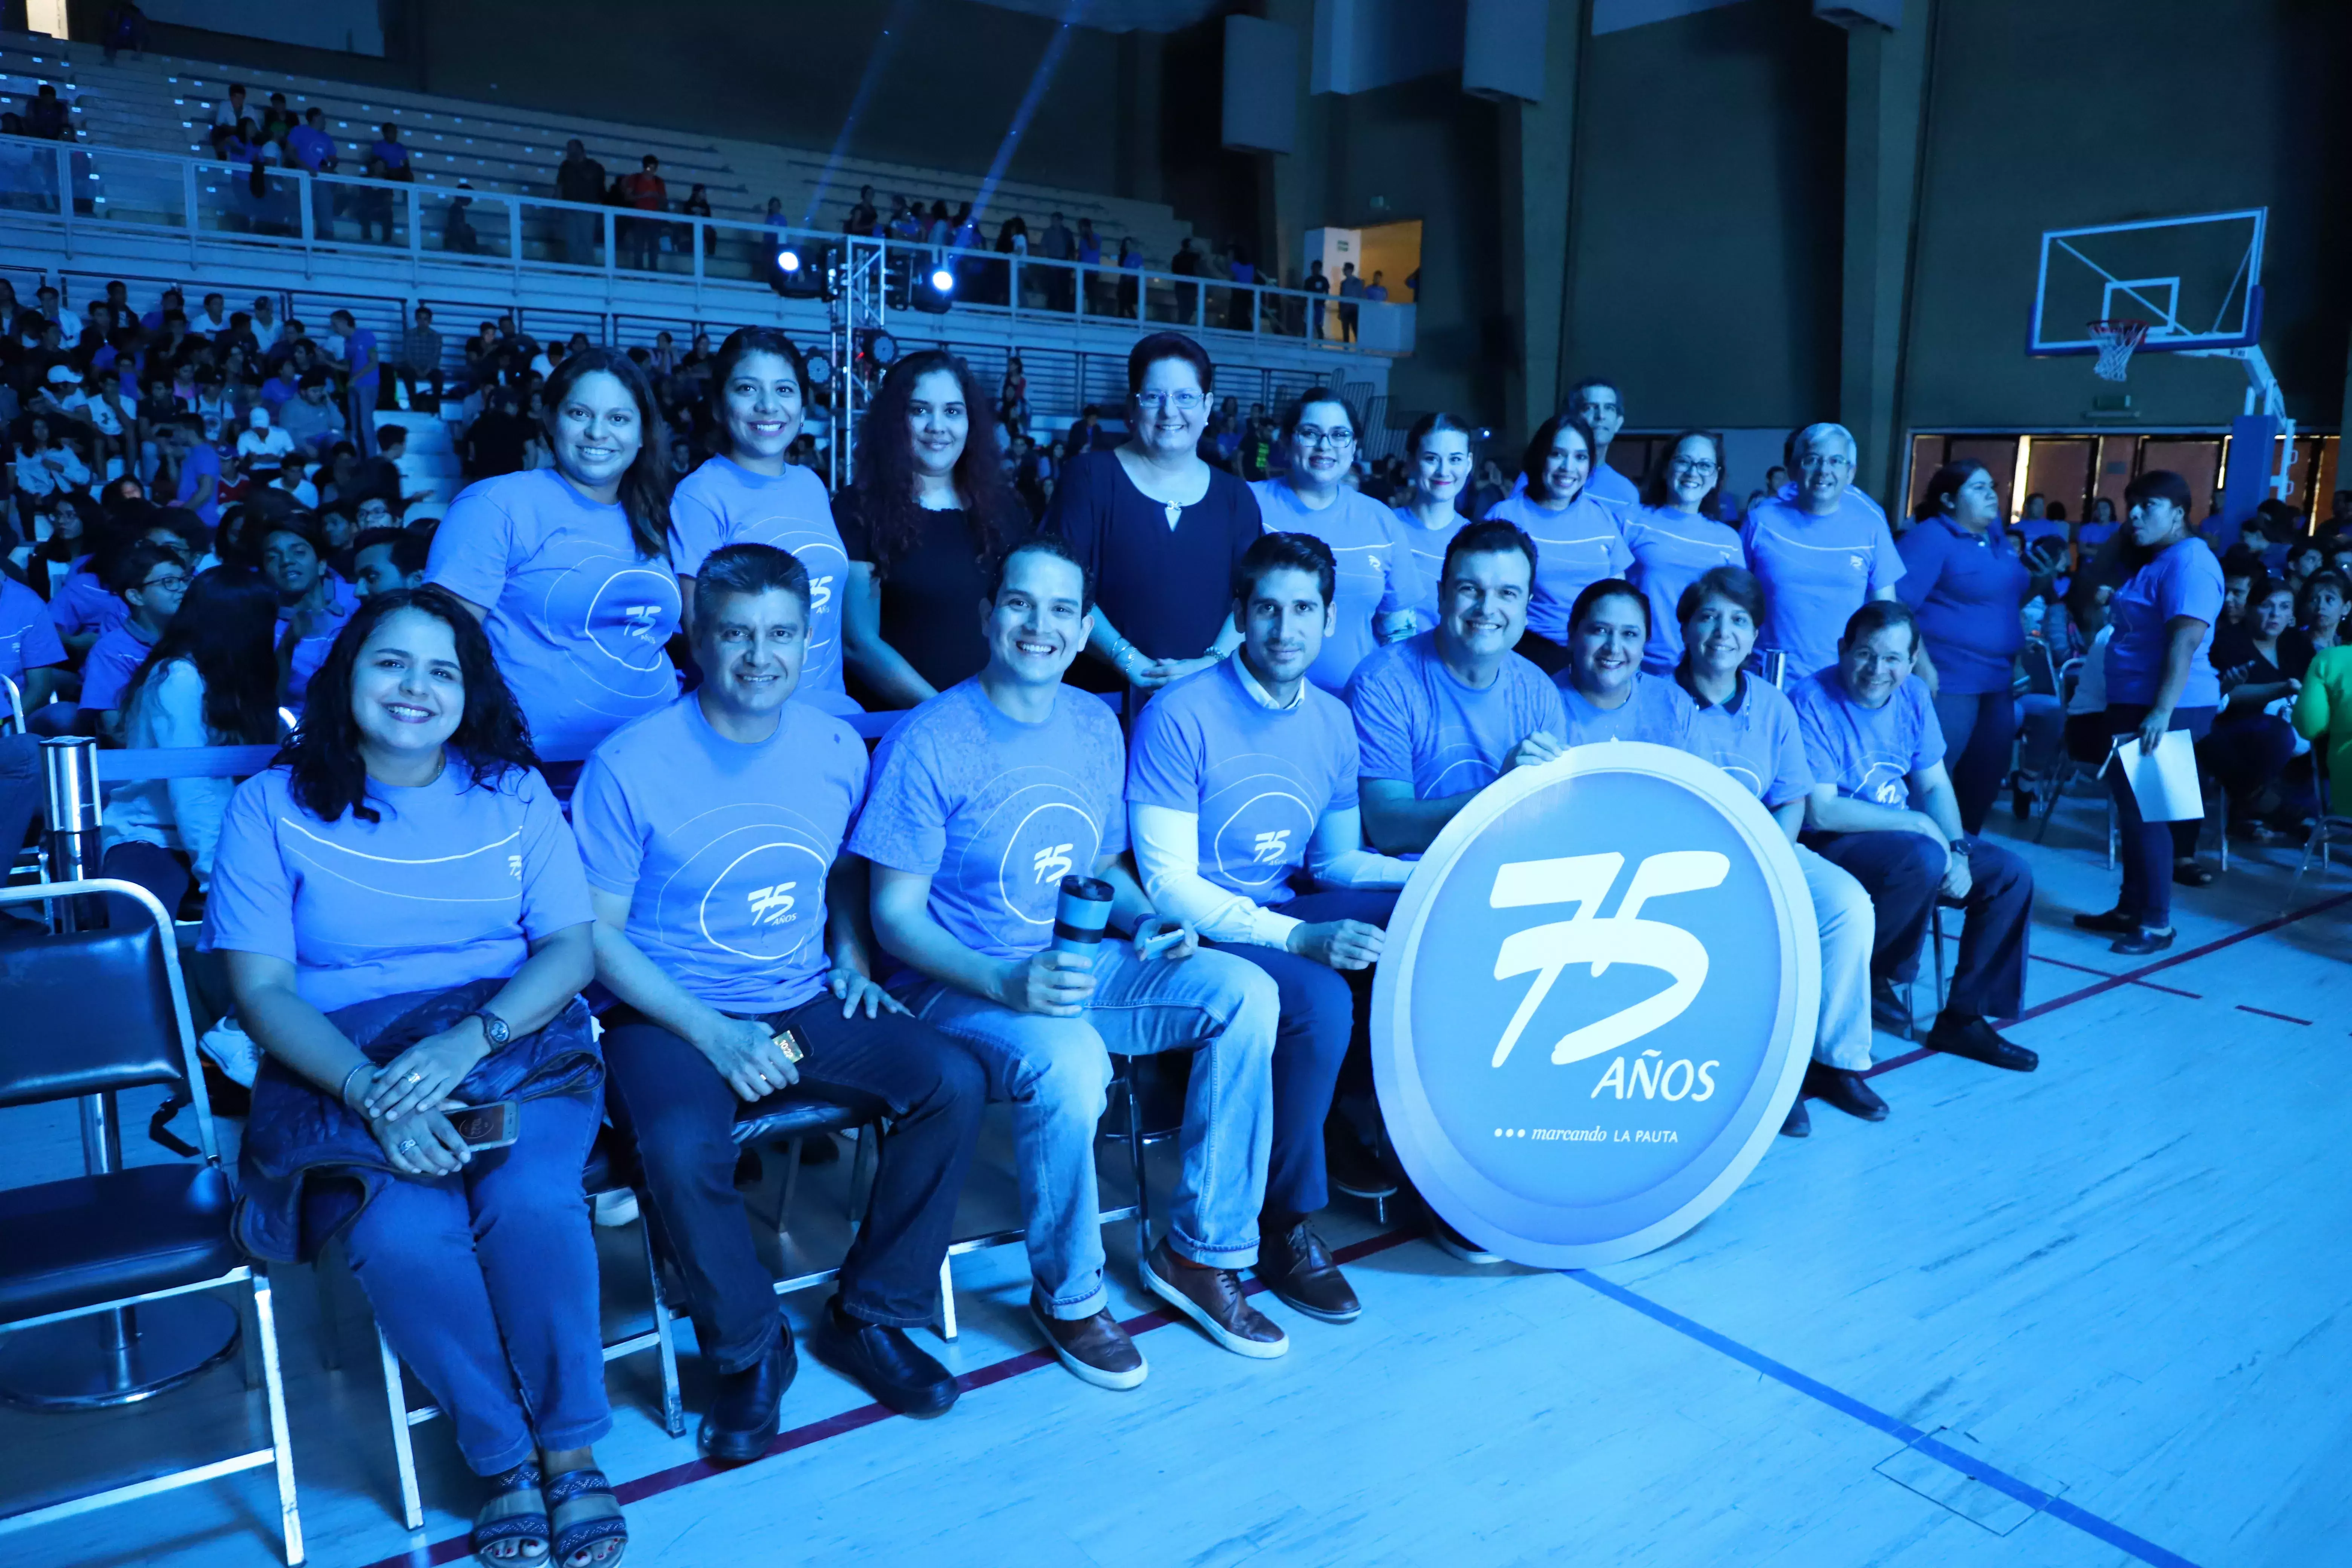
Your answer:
[1431,1220,1502,1266]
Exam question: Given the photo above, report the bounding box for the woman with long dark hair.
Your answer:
[839,348,1026,705]
[1390,412,1474,633]
[427,346,680,763]
[1623,429,1744,676]
[101,566,280,905]
[2073,470,2222,953]
[209,586,622,1567]
[1897,460,2032,834]
[1248,389,1423,693]
[668,328,856,714]
[1482,413,1631,674]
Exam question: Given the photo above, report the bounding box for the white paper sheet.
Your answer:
[2108,735,2204,822]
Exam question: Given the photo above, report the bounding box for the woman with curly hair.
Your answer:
[838,348,1028,706]
[208,585,623,1567]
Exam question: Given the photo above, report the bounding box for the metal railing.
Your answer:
[0,133,1412,354]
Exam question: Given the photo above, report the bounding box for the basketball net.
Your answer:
[2087,318,2149,383]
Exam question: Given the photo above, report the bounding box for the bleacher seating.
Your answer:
[0,29,1200,267]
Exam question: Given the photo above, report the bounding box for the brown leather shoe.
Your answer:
[1255,1217,1361,1323]
[1140,1239,1288,1358]
[1028,1289,1147,1390]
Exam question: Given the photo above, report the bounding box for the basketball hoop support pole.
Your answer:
[2188,343,2294,504]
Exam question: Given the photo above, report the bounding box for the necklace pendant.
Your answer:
[1164,500,1183,527]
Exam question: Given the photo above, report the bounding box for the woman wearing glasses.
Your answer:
[1044,332,1260,693]
[1622,430,1745,676]
[1249,390,1423,693]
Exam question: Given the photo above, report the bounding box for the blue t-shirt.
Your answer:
[1124,657,1358,906]
[668,456,854,715]
[1622,505,1747,675]
[1391,504,1467,632]
[1556,671,1688,748]
[1250,479,1424,694]
[1741,492,1904,678]
[1585,462,1640,525]
[2104,537,2223,710]
[1483,491,1632,645]
[78,620,154,712]
[427,469,683,760]
[1895,515,2029,695]
[347,327,380,389]
[202,762,591,1014]
[47,563,125,641]
[1,575,67,687]
[573,694,867,1015]
[1658,671,1813,808]
[847,679,1129,963]
[286,125,335,173]
[174,440,222,528]
[1347,632,1566,798]
[278,577,359,713]
[1789,668,1945,808]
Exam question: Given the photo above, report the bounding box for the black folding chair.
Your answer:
[0,879,303,1563]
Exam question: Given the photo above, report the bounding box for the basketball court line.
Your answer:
[354,888,2352,1568]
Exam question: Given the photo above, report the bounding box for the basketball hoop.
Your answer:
[2087,318,2149,382]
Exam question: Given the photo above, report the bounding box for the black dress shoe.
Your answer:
[1925,1015,2039,1072]
[818,1298,959,1418]
[1256,1216,1361,1322]
[2072,907,2139,935]
[1325,1118,1399,1200]
[1803,1062,1889,1122]
[2110,925,2175,956]
[1870,977,1913,1035]
[698,1322,798,1464]
[1779,1098,1811,1138]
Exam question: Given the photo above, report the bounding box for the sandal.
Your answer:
[472,1461,548,1564]
[547,1467,627,1568]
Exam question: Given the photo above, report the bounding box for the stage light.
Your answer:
[930,266,955,293]
[803,349,834,386]
[857,328,899,366]
[912,268,955,316]
[769,240,830,300]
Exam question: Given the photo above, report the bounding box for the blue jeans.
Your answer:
[342,1087,610,1475]
[1809,831,2032,1022]
[1933,687,2018,835]
[1208,888,1398,1218]
[2105,703,2216,929]
[904,942,1279,1321]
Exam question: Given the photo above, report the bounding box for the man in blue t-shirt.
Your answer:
[575,544,986,1454]
[1127,533,1415,1320]
[855,537,1285,1389]
[1792,601,2037,1103]
[1743,423,1904,680]
[1349,518,1569,853]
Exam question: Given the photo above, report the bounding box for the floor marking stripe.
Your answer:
[353,891,2352,1567]
[2233,1003,2311,1024]
[1565,1271,2204,1568]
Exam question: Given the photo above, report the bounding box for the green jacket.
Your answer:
[2291,644,2352,796]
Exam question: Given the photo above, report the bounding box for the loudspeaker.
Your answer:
[1223,15,1299,153]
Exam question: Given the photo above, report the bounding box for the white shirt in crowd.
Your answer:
[238,424,297,462]
[103,659,237,885]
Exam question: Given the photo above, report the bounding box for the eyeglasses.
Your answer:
[1135,390,1205,411]
[140,574,190,593]
[1668,457,1718,474]
[1295,426,1357,450]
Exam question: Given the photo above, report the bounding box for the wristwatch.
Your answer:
[472,1008,513,1047]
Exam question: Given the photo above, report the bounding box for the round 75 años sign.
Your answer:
[1372,742,1819,1268]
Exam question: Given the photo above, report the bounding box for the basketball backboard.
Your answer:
[2027,208,2265,357]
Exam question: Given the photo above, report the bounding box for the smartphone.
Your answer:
[446,1100,520,1151]
[1139,925,1188,959]
[771,1027,807,1064]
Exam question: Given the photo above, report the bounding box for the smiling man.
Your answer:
[856,536,1286,1389]
[1126,532,1416,1322]
[1348,518,1570,854]
[1790,600,2037,1104]
[574,543,985,1455]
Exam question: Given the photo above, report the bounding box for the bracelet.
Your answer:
[338,1060,373,1109]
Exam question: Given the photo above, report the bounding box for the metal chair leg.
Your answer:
[1122,1060,1150,1259]
[251,1269,305,1565]
[776,1135,806,1246]
[1932,904,1948,1014]
[640,1220,683,1438]
[936,1254,958,1343]
[849,1128,878,1233]
[377,1326,423,1532]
